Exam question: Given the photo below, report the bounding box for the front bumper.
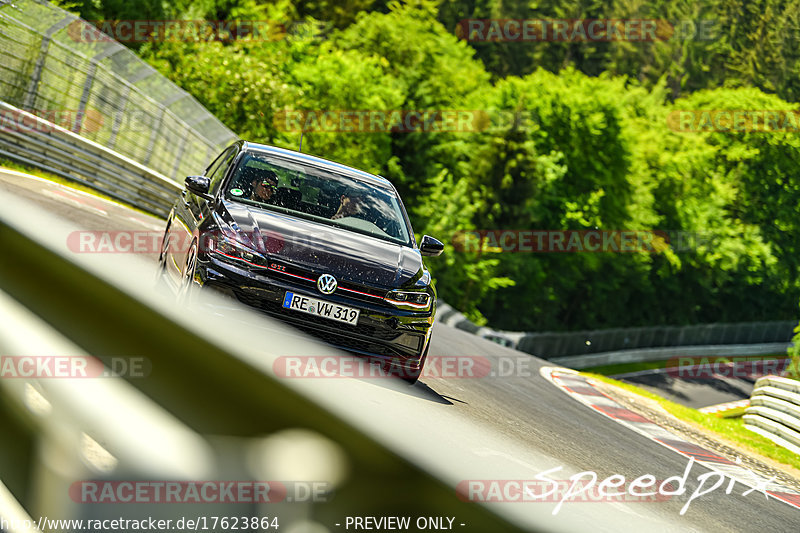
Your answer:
[196,256,434,368]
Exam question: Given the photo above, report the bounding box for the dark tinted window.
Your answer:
[225,153,411,245]
[204,148,228,178]
[208,147,238,196]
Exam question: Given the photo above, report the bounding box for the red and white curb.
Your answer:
[541,367,800,511]
[698,399,750,415]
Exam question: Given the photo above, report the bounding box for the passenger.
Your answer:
[331,193,365,219]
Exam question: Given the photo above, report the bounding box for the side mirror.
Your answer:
[185,176,213,201]
[420,235,444,257]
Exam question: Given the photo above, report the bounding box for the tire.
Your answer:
[156,226,170,269]
[402,343,429,385]
[153,226,171,289]
[178,241,197,304]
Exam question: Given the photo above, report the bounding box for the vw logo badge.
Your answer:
[317,274,338,295]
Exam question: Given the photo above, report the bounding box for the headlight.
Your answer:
[384,290,432,310]
[207,234,268,269]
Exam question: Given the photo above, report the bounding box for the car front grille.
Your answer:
[266,263,388,305]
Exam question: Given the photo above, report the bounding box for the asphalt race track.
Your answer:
[613,369,758,409]
[2,168,799,533]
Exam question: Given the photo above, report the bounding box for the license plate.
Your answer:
[282,292,360,325]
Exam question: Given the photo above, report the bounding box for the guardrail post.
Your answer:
[22,16,73,111]
[170,128,190,179]
[143,106,165,165]
[73,46,120,134]
[107,83,129,149]
[72,62,97,133]
[145,92,187,168]
[170,101,207,178]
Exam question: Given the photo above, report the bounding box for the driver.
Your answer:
[331,193,365,219]
[250,170,278,203]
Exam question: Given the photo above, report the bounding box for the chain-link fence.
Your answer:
[0,0,237,184]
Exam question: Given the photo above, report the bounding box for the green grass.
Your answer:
[583,372,800,472]
[0,158,161,219]
[587,353,793,376]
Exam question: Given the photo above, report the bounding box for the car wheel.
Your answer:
[402,343,429,385]
[178,241,197,304]
[156,225,170,270]
[153,225,171,289]
[157,225,170,267]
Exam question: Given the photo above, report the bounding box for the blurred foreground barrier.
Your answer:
[744,376,800,455]
[0,190,524,530]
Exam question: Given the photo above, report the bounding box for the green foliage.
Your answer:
[454,70,663,329]
[64,0,800,332]
[790,307,800,380]
[283,42,405,173]
[673,89,800,287]
[296,0,387,28]
[142,36,296,142]
[333,2,491,196]
[415,169,514,324]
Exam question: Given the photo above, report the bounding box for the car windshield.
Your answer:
[224,152,412,246]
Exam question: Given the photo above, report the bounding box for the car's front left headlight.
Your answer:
[207,233,268,269]
[384,290,432,310]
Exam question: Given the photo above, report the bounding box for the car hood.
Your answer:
[217,201,425,288]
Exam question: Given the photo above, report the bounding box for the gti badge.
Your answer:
[317,273,338,295]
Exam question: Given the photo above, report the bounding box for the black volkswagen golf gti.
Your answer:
[159,141,443,381]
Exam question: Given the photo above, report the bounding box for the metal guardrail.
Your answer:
[550,343,793,369]
[436,301,795,361]
[744,376,800,455]
[0,0,238,215]
[0,101,180,215]
[517,322,796,358]
[436,301,523,348]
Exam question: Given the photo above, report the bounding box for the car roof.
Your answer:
[242,141,394,190]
